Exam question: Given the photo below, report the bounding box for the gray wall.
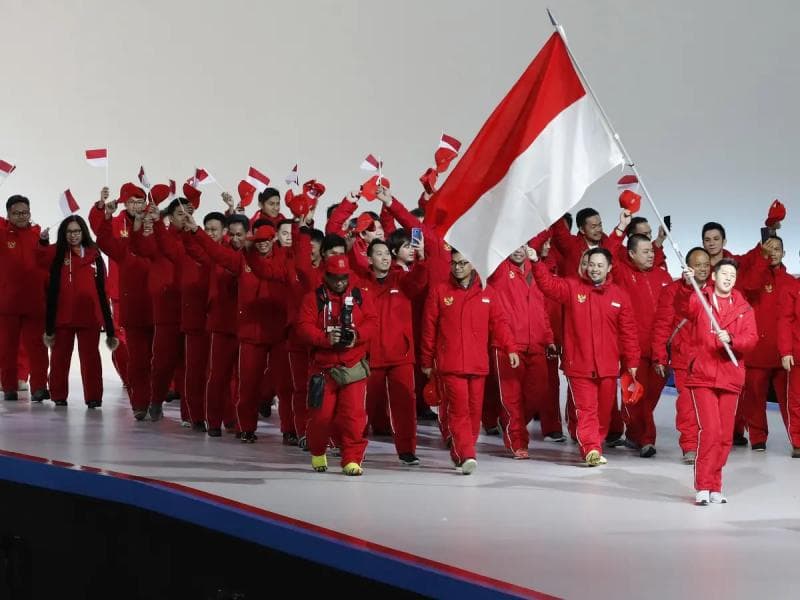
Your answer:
[2,0,798,273]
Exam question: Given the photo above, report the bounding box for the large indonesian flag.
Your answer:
[426,33,624,277]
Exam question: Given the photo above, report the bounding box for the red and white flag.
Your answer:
[85,148,108,168]
[426,33,624,277]
[360,154,382,172]
[246,167,270,193]
[58,189,80,217]
[616,173,639,191]
[285,164,299,187]
[194,168,215,185]
[434,133,462,173]
[0,159,16,179]
[138,166,151,189]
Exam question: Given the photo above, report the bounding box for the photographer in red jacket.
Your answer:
[296,255,378,476]
[677,259,757,505]
[532,247,640,467]
[420,250,518,475]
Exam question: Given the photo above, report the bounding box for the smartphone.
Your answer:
[664,215,671,231]
[411,227,423,246]
[761,226,776,243]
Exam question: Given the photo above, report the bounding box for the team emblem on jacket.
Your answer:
[244,265,252,273]
[481,297,490,303]
[764,283,773,293]
[509,271,515,279]
[6,241,15,249]
[64,258,71,266]
[120,230,129,238]
[443,296,454,306]
[577,293,587,303]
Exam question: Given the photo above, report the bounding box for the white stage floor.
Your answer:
[1,360,799,599]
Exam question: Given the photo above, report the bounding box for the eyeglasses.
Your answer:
[9,210,30,217]
[451,260,470,268]
[66,229,82,235]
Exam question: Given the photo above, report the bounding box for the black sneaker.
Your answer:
[282,432,299,446]
[484,426,500,436]
[733,433,748,447]
[298,436,308,451]
[640,444,657,458]
[223,421,237,433]
[133,409,147,421]
[543,432,566,443]
[606,437,628,448]
[192,421,207,432]
[258,401,272,418]
[86,401,102,409]
[4,391,18,402]
[605,431,624,444]
[54,400,68,407]
[32,389,50,402]
[792,447,800,458]
[751,442,766,452]
[207,428,222,437]
[417,407,438,421]
[398,453,421,466]
[240,431,258,443]
[165,390,179,403]
[148,402,163,422]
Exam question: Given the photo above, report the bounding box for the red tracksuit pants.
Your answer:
[489,349,560,451]
[565,376,617,457]
[366,363,417,455]
[264,342,294,434]
[183,331,210,425]
[110,299,129,388]
[742,367,787,446]
[622,359,667,447]
[439,374,485,464]
[688,386,738,492]
[205,332,239,429]
[235,341,272,433]
[307,372,368,466]
[126,326,154,411]
[49,327,102,404]
[151,324,185,412]
[673,368,699,453]
[0,314,48,393]
[782,366,800,448]
[287,349,310,438]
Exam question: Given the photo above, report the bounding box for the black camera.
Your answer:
[333,297,356,349]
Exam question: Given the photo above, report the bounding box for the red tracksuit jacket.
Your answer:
[737,256,792,369]
[38,245,107,329]
[362,263,428,369]
[131,225,181,326]
[487,258,554,354]
[194,230,288,345]
[547,218,624,279]
[184,231,239,336]
[777,276,800,360]
[613,255,673,360]
[92,207,153,328]
[249,211,287,229]
[88,208,136,302]
[295,284,378,369]
[676,284,757,392]
[386,198,451,285]
[532,262,640,379]
[0,221,46,317]
[651,280,712,370]
[420,273,515,376]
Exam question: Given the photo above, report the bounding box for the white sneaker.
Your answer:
[461,458,477,475]
[180,420,191,428]
[17,379,28,391]
[597,455,608,465]
[695,490,710,506]
[710,492,728,504]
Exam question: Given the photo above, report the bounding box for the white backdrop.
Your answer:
[2,0,800,274]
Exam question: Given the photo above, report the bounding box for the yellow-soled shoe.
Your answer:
[311,454,328,472]
[585,450,602,467]
[342,462,363,476]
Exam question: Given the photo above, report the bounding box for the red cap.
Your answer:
[620,372,645,405]
[182,183,202,210]
[252,223,276,242]
[325,255,350,276]
[353,213,376,234]
[149,184,170,205]
[285,189,315,219]
[303,179,326,199]
[119,182,145,204]
[619,189,641,214]
[766,199,786,227]
[360,174,390,201]
[423,376,441,407]
[419,168,438,194]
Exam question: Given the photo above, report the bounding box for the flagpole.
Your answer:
[546,8,738,366]
[105,149,109,188]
